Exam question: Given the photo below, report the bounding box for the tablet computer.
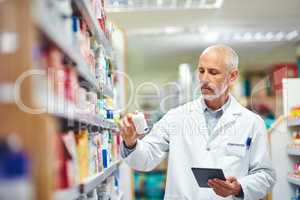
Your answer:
[191,168,226,188]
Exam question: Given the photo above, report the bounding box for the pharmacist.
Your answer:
[119,44,276,200]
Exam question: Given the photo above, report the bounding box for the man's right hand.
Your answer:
[119,113,139,149]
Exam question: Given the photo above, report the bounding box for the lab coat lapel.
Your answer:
[188,98,209,140]
[211,95,243,138]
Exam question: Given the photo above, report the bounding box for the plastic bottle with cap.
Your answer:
[132,112,149,135]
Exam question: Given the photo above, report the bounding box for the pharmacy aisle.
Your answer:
[0,0,125,200]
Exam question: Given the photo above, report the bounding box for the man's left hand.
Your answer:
[208,176,242,198]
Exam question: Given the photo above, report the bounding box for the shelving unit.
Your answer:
[54,186,81,200]
[80,160,121,194]
[42,96,118,131]
[269,78,300,200]
[0,0,123,200]
[288,118,300,127]
[54,160,121,200]
[287,174,300,186]
[33,2,114,98]
[287,146,300,156]
[73,0,113,55]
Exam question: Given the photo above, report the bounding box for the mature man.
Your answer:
[119,44,276,200]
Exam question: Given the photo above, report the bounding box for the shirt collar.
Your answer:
[201,95,231,114]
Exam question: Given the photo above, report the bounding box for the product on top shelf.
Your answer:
[55,0,73,44]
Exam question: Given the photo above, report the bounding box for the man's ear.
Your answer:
[230,69,239,83]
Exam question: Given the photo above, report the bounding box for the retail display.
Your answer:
[0,0,122,200]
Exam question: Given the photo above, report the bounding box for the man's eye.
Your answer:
[210,70,219,75]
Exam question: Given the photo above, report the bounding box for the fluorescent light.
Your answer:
[265,32,274,40]
[203,32,220,42]
[233,33,242,41]
[198,25,208,33]
[275,32,285,41]
[254,32,263,40]
[286,31,299,40]
[243,32,252,40]
[164,26,183,35]
[107,0,224,12]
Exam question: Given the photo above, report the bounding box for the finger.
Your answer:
[209,179,232,193]
[212,188,228,198]
[226,176,237,183]
[209,181,229,197]
[124,116,132,127]
[214,179,234,190]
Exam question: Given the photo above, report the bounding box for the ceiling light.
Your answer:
[243,32,252,40]
[233,33,242,41]
[275,32,285,41]
[254,32,263,40]
[203,32,220,42]
[198,25,208,33]
[265,32,274,40]
[164,26,183,35]
[286,31,299,40]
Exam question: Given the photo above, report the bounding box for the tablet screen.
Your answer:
[191,168,226,188]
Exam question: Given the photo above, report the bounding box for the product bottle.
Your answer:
[0,135,33,200]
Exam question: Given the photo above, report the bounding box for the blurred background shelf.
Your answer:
[54,186,81,200]
[287,174,300,186]
[287,146,300,156]
[73,0,113,55]
[287,118,300,127]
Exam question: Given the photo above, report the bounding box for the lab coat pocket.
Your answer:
[226,143,246,158]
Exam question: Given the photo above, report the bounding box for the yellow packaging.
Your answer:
[75,128,89,182]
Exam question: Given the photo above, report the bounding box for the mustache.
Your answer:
[199,82,215,91]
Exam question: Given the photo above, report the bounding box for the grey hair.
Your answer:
[201,44,239,70]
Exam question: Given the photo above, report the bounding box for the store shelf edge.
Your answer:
[44,96,119,131]
[287,175,300,186]
[54,186,80,200]
[287,147,300,156]
[288,118,300,127]
[80,160,121,194]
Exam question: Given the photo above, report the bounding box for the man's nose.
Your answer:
[200,72,210,83]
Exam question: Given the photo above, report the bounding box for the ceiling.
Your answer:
[107,0,300,84]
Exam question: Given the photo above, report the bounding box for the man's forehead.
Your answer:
[199,50,226,67]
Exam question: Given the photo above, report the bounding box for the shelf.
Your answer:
[287,174,300,186]
[288,118,300,127]
[34,17,114,98]
[101,84,114,98]
[54,161,121,199]
[47,97,119,131]
[54,186,81,200]
[73,0,113,55]
[80,160,121,194]
[287,146,300,156]
[34,13,99,91]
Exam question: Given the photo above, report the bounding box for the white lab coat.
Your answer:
[123,95,276,200]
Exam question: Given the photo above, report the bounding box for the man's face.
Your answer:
[197,50,237,100]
